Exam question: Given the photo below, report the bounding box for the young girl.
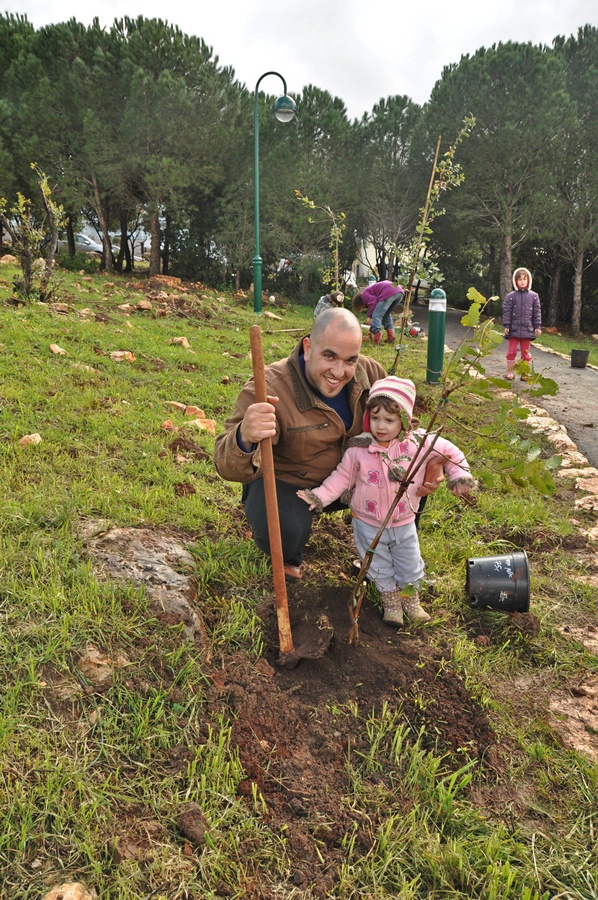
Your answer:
[502,267,542,380]
[352,280,405,344]
[297,376,475,625]
[313,290,344,319]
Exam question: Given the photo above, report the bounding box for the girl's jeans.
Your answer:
[506,337,532,367]
[352,518,424,593]
[370,293,404,335]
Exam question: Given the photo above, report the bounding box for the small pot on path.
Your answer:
[571,349,590,368]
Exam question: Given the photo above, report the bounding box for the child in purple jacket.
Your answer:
[502,267,542,381]
[352,280,405,344]
[298,376,475,626]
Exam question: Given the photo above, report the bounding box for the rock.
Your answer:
[0,254,17,264]
[43,883,96,900]
[169,336,191,349]
[19,433,42,446]
[150,274,184,288]
[84,524,208,643]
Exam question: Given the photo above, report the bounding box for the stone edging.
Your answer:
[533,341,598,371]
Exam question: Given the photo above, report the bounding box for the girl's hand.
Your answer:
[297,489,318,510]
[535,328,542,336]
[450,482,472,497]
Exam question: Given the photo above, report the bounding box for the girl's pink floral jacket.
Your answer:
[307,431,474,527]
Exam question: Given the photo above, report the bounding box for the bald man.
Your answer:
[213,309,386,578]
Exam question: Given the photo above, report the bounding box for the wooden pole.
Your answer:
[249,325,294,654]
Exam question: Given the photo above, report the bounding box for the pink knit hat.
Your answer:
[363,376,416,432]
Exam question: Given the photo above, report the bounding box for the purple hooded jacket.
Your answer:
[359,280,404,317]
[502,267,541,340]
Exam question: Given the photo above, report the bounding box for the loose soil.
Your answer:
[207,516,512,897]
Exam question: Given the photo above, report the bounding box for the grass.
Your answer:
[0,261,597,898]
[535,331,598,366]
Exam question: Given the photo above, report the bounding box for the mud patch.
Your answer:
[212,584,498,894]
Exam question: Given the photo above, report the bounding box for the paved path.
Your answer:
[407,305,598,469]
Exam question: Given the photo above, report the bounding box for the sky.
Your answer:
[5,0,597,120]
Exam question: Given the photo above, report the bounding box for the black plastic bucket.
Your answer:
[466,550,530,612]
[571,349,589,368]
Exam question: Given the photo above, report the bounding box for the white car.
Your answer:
[57,233,104,254]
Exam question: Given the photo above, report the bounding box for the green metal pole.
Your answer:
[426,288,447,383]
[253,71,293,315]
[253,82,263,314]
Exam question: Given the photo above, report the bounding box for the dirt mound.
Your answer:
[215,583,500,896]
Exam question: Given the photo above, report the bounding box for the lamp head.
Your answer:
[274,94,296,123]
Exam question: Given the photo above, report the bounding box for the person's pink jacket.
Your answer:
[309,431,473,527]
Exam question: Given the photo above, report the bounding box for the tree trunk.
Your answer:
[570,248,584,337]
[37,178,60,301]
[547,256,562,327]
[90,173,114,275]
[65,215,76,257]
[115,210,132,274]
[149,208,161,276]
[162,213,171,276]
[500,232,512,301]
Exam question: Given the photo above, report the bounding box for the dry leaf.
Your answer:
[118,303,133,310]
[161,419,180,433]
[77,644,130,685]
[19,433,42,446]
[169,336,191,349]
[110,350,136,362]
[263,310,283,320]
[167,401,187,412]
[50,343,67,355]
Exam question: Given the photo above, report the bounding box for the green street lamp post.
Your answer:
[253,72,296,314]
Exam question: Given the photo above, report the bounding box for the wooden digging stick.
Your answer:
[249,325,294,656]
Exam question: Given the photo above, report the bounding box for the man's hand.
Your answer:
[416,456,445,497]
[239,396,279,446]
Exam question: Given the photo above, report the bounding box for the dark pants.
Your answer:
[243,478,346,567]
